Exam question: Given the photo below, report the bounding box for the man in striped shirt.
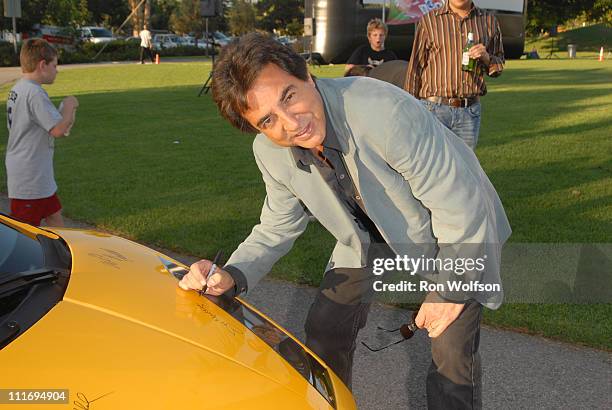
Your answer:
[405,0,504,150]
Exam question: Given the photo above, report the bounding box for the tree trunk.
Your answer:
[128,0,141,36]
[144,0,151,29]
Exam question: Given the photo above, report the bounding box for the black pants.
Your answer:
[305,266,373,389]
[140,46,154,63]
[428,300,483,410]
[305,242,387,389]
[304,248,483,409]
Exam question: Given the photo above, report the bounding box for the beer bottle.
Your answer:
[462,32,476,72]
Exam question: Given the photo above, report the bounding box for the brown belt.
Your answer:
[425,96,480,108]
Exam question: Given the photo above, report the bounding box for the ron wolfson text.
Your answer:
[373,280,501,293]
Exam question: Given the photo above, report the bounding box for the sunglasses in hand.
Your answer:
[361,311,420,352]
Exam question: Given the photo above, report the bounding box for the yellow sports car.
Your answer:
[0,213,355,409]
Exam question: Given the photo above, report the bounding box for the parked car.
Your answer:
[210,31,232,47]
[152,33,182,50]
[277,35,297,46]
[79,26,115,44]
[0,213,355,408]
[178,36,209,49]
[24,25,75,50]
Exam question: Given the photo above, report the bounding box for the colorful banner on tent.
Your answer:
[387,0,444,25]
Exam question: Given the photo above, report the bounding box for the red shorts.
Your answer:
[10,193,62,226]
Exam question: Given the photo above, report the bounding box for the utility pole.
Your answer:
[382,0,386,24]
[3,0,22,55]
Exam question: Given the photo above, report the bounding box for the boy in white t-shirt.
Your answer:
[5,38,79,227]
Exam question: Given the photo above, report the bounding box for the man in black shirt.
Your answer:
[345,18,397,73]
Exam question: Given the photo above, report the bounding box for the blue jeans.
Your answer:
[420,100,482,150]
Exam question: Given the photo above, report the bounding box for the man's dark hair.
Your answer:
[344,65,372,77]
[212,32,309,134]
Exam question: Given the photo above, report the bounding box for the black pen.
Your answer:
[199,250,224,295]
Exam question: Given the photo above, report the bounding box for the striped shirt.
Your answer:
[404,2,504,99]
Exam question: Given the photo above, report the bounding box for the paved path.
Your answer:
[1,196,610,409]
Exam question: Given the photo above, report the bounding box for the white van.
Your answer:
[79,26,115,43]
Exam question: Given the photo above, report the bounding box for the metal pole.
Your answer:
[309,0,314,64]
[205,18,209,58]
[382,0,386,24]
[12,16,17,54]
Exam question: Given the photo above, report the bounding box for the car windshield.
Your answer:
[90,28,112,38]
[1,219,72,349]
[0,223,44,276]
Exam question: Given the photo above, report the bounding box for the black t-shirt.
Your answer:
[346,44,397,67]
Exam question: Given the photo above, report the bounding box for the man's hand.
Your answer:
[469,44,490,65]
[415,300,465,338]
[178,259,235,296]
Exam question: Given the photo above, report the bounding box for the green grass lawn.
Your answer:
[0,59,610,349]
[525,23,612,57]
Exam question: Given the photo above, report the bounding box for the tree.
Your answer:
[586,0,612,25]
[144,0,151,27]
[88,0,130,29]
[228,0,256,36]
[255,0,303,36]
[76,0,91,26]
[169,0,203,36]
[526,0,610,35]
[2,0,48,32]
[127,0,146,35]
[215,0,230,33]
[0,0,90,31]
[150,0,179,31]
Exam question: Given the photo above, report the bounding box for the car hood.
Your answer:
[2,227,350,408]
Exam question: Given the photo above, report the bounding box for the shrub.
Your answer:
[0,39,212,67]
[0,41,19,66]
